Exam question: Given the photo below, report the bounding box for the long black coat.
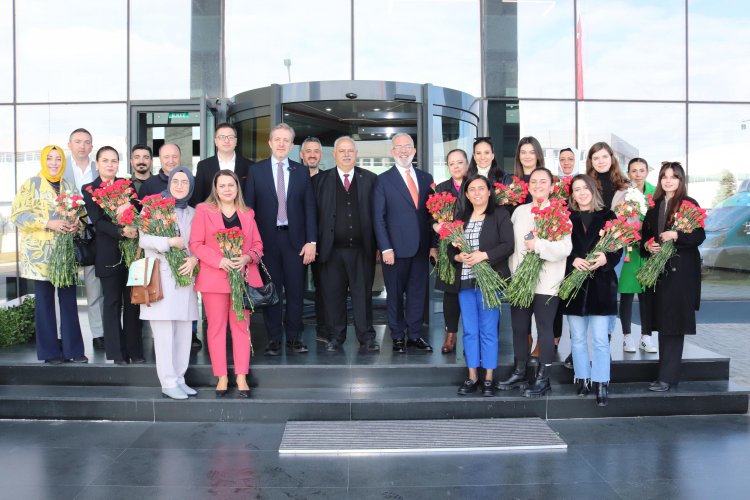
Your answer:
[562,209,621,316]
[639,196,706,336]
[433,178,465,293]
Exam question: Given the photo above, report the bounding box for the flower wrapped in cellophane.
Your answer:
[86,178,139,266]
[614,187,649,219]
[493,176,529,206]
[557,217,641,303]
[637,200,707,289]
[549,177,572,202]
[426,185,458,285]
[215,227,251,320]
[48,191,86,288]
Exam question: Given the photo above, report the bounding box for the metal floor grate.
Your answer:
[279,418,567,454]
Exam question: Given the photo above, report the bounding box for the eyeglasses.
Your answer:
[216,135,237,141]
[393,144,415,151]
[171,179,190,186]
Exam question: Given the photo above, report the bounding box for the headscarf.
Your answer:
[40,145,66,183]
[161,166,194,209]
[557,145,579,179]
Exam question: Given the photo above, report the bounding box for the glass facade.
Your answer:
[1,0,749,301]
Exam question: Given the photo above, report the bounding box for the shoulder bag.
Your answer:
[243,251,279,310]
[74,219,96,266]
[128,248,164,306]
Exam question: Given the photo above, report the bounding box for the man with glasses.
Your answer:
[373,133,438,353]
[191,122,254,207]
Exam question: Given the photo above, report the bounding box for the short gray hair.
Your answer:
[333,136,356,150]
[301,136,321,148]
[391,132,414,146]
[270,123,296,142]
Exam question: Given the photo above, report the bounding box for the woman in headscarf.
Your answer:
[11,145,87,364]
[557,146,579,181]
[138,167,200,400]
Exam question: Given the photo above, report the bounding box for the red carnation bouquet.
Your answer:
[438,220,506,309]
[426,185,458,285]
[494,176,529,206]
[637,200,707,289]
[139,194,197,287]
[557,217,642,303]
[505,198,573,308]
[549,177,572,202]
[86,178,139,266]
[48,190,86,287]
[215,227,251,320]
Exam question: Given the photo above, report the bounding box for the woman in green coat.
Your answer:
[618,158,656,353]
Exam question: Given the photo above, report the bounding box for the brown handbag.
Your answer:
[129,248,164,306]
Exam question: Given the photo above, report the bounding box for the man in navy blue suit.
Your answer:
[244,123,317,355]
[373,133,438,353]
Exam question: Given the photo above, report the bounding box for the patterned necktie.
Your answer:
[404,168,419,209]
[276,162,287,223]
[343,173,350,192]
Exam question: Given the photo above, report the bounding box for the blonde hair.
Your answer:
[203,169,248,211]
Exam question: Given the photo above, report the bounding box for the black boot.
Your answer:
[523,364,551,398]
[563,352,573,370]
[576,379,590,397]
[495,358,528,391]
[596,382,608,407]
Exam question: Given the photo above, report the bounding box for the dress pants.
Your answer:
[568,314,611,383]
[262,231,305,343]
[203,292,251,377]
[100,268,142,361]
[443,291,460,333]
[381,249,429,340]
[657,334,685,384]
[511,294,559,365]
[83,265,104,339]
[458,288,499,369]
[309,262,326,336]
[319,247,374,344]
[150,319,191,389]
[34,280,84,361]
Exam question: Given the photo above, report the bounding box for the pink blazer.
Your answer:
[189,203,264,293]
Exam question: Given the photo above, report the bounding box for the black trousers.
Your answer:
[553,301,563,339]
[657,334,685,384]
[100,268,142,361]
[319,247,374,344]
[511,294,559,365]
[443,291,460,333]
[309,261,326,336]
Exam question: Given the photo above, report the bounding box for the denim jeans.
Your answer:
[458,288,500,369]
[567,314,611,383]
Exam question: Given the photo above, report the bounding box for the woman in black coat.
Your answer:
[433,149,469,353]
[563,174,621,406]
[641,162,705,392]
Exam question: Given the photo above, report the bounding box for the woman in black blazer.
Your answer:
[451,175,514,396]
[82,146,143,365]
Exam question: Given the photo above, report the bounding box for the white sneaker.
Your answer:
[623,334,636,353]
[640,335,657,353]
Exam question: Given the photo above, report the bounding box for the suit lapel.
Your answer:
[263,160,279,203]
[389,166,416,208]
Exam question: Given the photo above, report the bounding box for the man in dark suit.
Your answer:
[373,133,437,353]
[313,136,379,352]
[138,143,181,198]
[244,123,317,356]
[190,122,254,207]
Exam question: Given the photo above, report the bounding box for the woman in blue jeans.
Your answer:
[451,175,514,397]
[563,174,621,406]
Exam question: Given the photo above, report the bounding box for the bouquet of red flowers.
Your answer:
[139,194,197,287]
[493,176,529,206]
[438,220,506,309]
[637,200,707,289]
[86,178,139,266]
[426,185,458,285]
[505,198,573,308]
[549,177,572,202]
[48,190,86,287]
[215,227,251,320]
[557,217,641,303]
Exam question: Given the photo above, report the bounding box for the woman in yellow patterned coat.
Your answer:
[11,145,87,364]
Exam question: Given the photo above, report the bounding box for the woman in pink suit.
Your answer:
[190,170,263,398]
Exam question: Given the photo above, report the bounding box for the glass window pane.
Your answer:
[225,0,351,96]
[0,0,12,102]
[578,0,685,100]
[15,0,127,102]
[354,0,481,97]
[689,0,750,102]
[130,0,191,99]
[0,106,16,301]
[432,116,476,184]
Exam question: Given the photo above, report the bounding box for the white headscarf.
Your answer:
[557,145,580,179]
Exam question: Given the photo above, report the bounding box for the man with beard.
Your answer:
[300,136,323,177]
[373,133,437,353]
[130,144,153,194]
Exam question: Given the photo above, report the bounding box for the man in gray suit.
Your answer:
[62,128,105,349]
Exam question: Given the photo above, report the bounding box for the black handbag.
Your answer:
[74,220,96,266]
[243,252,279,311]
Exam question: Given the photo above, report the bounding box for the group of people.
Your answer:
[11,124,704,404]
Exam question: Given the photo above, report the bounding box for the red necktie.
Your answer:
[343,173,350,192]
[404,168,419,209]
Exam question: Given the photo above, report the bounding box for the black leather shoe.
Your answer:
[407,337,433,352]
[315,330,330,343]
[648,381,671,392]
[191,334,203,351]
[482,380,495,397]
[130,357,146,364]
[577,379,591,397]
[523,364,551,398]
[264,340,282,356]
[596,382,609,406]
[495,359,528,391]
[68,356,89,363]
[44,358,63,365]
[237,389,251,398]
[563,353,573,370]
[114,359,129,366]
[457,379,478,395]
[362,339,380,352]
[325,339,342,352]
[393,339,406,353]
[286,339,309,353]
[92,337,106,350]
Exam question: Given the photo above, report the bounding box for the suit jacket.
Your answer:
[188,203,264,293]
[313,167,377,263]
[82,176,131,278]
[244,157,316,251]
[372,165,435,258]
[62,157,96,194]
[190,154,254,207]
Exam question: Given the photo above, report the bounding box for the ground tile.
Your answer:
[73,485,347,500]
[129,422,285,451]
[0,447,123,486]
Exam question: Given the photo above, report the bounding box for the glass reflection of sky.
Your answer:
[0,0,12,102]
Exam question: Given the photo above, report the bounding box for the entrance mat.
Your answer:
[279,418,567,454]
